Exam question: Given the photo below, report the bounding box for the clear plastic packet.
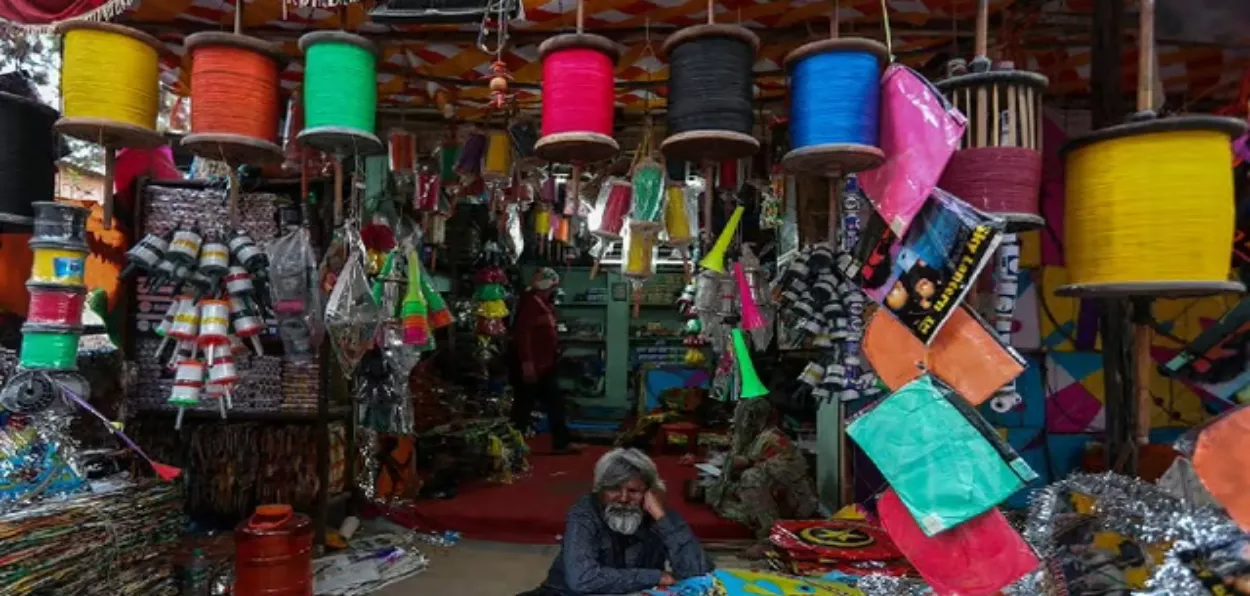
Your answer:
[622,221,658,281]
[588,177,632,241]
[630,159,665,227]
[661,184,698,249]
[267,227,324,361]
[325,247,381,377]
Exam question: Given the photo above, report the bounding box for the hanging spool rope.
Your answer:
[782,38,888,177]
[1058,118,1245,297]
[297,31,383,155]
[661,23,760,162]
[55,22,165,149]
[56,21,167,231]
[935,68,1049,230]
[0,92,59,227]
[181,32,287,165]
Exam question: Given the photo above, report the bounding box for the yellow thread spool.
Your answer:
[534,207,552,237]
[663,185,693,246]
[624,223,657,279]
[1060,116,1246,296]
[58,22,162,133]
[29,243,88,286]
[483,130,513,181]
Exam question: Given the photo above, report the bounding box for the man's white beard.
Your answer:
[604,505,644,535]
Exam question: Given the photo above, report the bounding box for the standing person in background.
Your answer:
[510,267,579,455]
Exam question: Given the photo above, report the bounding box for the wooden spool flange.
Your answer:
[660,24,761,163]
[1055,115,1247,299]
[937,69,1050,231]
[781,38,889,177]
[181,32,288,165]
[534,33,622,164]
[53,21,168,150]
[296,31,384,156]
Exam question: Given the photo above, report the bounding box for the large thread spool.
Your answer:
[298,31,383,155]
[936,69,1049,229]
[0,93,59,226]
[534,33,621,164]
[1059,116,1247,297]
[182,32,287,165]
[55,22,165,149]
[20,323,82,370]
[26,283,86,327]
[782,38,889,176]
[29,240,87,286]
[661,24,760,162]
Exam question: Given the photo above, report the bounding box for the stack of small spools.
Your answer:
[534,0,621,234]
[1057,0,1245,446]
[0,203,92,414]
[0,81,60,316]
[55,22,169,229]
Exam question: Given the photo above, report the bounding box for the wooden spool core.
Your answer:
[53,21,167,149]
[297,31,384,156]
[181,32,287,165]
[781,38,889,177]
[936,69,1049,231]
[660,24,761,163]
[1056,115,1247,298]
[534,33,621,164]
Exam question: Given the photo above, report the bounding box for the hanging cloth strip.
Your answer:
[0,0,125,28]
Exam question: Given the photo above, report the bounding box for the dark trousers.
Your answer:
[509,368,571,450]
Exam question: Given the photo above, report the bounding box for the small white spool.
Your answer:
[225,266,255,295]
[198,241,230,275]
[209,358,238,385]
[169,297,200,341]
[228,233,263,265]
[168,228,203,264]
[131,233,168,266]
[229,296,265,354]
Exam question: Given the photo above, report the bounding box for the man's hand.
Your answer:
[521,362,538,384]
[643,489,666,521]
[658,572,676,587]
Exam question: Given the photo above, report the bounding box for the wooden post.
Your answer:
[975,0,989,59]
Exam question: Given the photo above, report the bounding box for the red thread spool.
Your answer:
[26,283,85,326]
[535,34,621,164]
[234,504,313,596]
[389,130,415,173]
[718,158,739,190]
[938,147,1042,222]
[183,32,286,164]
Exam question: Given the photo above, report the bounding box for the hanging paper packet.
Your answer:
[1175,403,1250,531]
[631,159,666,228]
[878,489,1039,596]
[857,65,967,236]
[847,374,1037,535]
[850,188,1005,344]
[863,305,1025,407]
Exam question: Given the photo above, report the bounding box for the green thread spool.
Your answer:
[297,31,382,155]
[475,283,506,301]
[20,324,82,370]
[439,144,459,180]
[631,160,666,227]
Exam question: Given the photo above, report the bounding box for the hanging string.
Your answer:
[302,37,377,135]
[1064,128,1240,288]
[0,93,58,224]
[789,51,881,150]
[189,44,281,142]
[60,27,160,130]
[667,34,755,137]
[540,47,615,138]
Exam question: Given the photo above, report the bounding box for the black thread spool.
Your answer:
[661,24,761,163]
[0,92,60,230]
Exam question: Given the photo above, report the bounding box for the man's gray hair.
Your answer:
[592,448,666,493]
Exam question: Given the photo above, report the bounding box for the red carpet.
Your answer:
[381,438,752,544]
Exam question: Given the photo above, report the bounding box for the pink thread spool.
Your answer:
[734,262,765,331]
[198,299,231,365]
[209,356,238,409]
[229,296,265,355]
[26,283,85,326]
[592,179,632,240]
[170,359,205,430]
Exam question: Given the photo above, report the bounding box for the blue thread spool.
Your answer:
[782,38,889,177]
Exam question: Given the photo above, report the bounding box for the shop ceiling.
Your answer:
[118,0,1249,120]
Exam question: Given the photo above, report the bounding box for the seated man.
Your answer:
[520,448,715,595]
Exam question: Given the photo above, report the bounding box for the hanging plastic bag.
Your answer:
[267,227,324,361]
[857,65,967,236]
[324,247,381,377]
